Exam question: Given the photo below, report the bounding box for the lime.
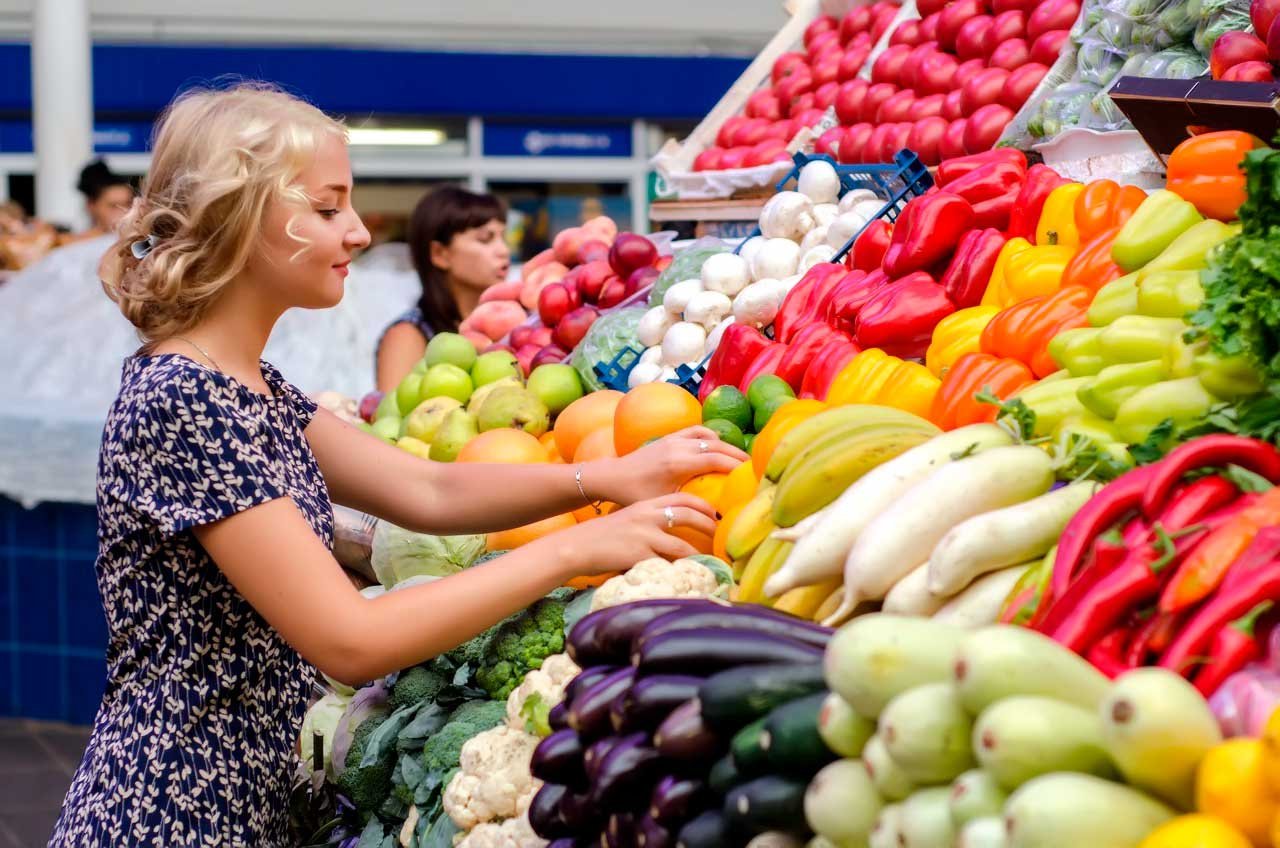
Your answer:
[703,385,753,432]
[754,394,795,433]
[747,374,796,411]
[743,433,756,455]
[704,418,748,451]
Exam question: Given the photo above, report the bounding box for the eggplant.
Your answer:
[654,699,723,761]
[548,700,572,732]
[584,735,629,783]
[565,665,624,706]
[531,729,587,787]
[611,675,703,733]
[605,812,639,848]
[649,776,708,827]
[592,732,664,809]
[633,628,822,676]
[529,783,574,840]
[636,607,832,654]
[568,599,718,667]
[636,814,673,848]
[548,841,582,848]
[676,810,730,848]
[559,787,605,832]
[570,667,637,739]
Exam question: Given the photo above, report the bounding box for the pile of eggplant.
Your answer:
[528,598,838,848]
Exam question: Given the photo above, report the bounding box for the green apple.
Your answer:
[527,364,584,416]
[396,436,433,460]
[371,416,401,443]
[471,350,522,388]
[412,359,428,375]
[375,391,401,422]
[421,363,474,404]
[425,331,478,372]
[395,373,424,416]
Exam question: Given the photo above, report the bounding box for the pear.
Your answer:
[467,376,523,416]
[402,396,464,444]
[429,409,478,462]
[475,386,550,437]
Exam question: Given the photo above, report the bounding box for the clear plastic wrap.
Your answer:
[647,237,730,307]
[570,305,646,393]
[1193,0,1254,55]
[1209,666,1280,737]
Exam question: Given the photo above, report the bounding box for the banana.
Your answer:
[737,537,794,604]
[814,584,846,623]
[773,429,933,527]
[774,419,939,486]
[765,405,938,481]
[725,484,777,562]
[772,576,843,619]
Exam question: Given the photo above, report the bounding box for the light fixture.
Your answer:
[347,127,448,147]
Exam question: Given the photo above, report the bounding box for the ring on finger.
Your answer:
[697,440,709,453]
[663,506,676,529]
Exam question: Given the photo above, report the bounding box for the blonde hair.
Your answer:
[102,82,346,342]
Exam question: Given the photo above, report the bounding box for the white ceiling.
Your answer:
[0,1,790,56]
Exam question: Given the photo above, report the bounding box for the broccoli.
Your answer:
[473,588,575,700]
[422,701,507,773]
[337,715,395,813]
[390,666,448,711]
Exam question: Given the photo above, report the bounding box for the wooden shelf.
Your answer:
[649,196,768,223]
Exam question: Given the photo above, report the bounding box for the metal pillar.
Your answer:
[32,0,93,228]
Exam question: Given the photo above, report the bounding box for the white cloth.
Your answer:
[0,236,420,506]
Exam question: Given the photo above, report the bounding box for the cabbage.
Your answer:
[300,691,352,775]
[330,680,390,779]
[370,521,486,589]
[570,305,646,393]
[1077,40,1128,86]
[648,238,729,307]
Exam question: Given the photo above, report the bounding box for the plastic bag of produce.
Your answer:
[370,520,486,588]
[1001,41,1082,146]
[570,305,647,393]
[1194,0,1253,54]
[1039,82,1102,137]
[1077,37,1130,86]
[1139,44,1209,76]
[648,238,729,308]
[1208,666,1280,737]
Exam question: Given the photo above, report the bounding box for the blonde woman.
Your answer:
[51,84,743,847]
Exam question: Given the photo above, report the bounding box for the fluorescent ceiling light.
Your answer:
[348,127,448,146]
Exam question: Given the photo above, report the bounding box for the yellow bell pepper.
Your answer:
[1196,739,1279,847]
[826,349,940,418]
[826,348,894,405]
[1260,704,1280,796]
[989,245,1077,308]
[1035,183,1085,248]
[981,237,1033,307]
[1139,815,1253,848]
[925,305,1001,377]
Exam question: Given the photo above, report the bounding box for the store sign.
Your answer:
[0,121,152,153]
[484,122,632,158]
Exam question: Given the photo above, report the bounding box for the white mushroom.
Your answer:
[662,279,703,316]
[733,279,787,328]
[750,238,802,282]
[637,305,674,347]
[759,191,817,241]
[628,360,664,388]
[661,322,708,367]
[700,252,751,297]
[684,290,733,330]
[797,160,841,205]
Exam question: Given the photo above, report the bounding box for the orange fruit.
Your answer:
[719,460,758,513]
[713,504,742,562]
[614,383,702,456]
[566,572,618,589]
[680,473,728,511]
[457,428,548,464]
[554,390,623,462]
[539,431,562,462]
[486,512,576,550]
[573,427,618,463]
[671,524,714,555]
[751,399,827,478]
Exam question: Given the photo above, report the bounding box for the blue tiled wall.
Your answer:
[0,497,106,725]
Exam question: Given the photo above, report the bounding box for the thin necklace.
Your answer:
[172,336,222,373]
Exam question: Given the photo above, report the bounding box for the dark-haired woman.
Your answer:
[376,186,510,391]
[70,159,134,241]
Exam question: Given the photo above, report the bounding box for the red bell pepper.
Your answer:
[1007,164,1072,243]
[776,323,841,390]
[854,272,957,360]
[773,263,846,343]
[1192,601,1273,696]
[939,228,1007,308]
[849,219,893,272]
[1087,627,1135,679]
[881,192,976,278]
[935,148,1028,187]
[1161,526,1280,675]
[928,353,1035,430]
[1141,435,1280,519]
[971,192,1020,232]
[826,269,889,335]
[799,336,860,400]
[940,161,1025,207]
[699,323,773,402]
[736,342,788,393]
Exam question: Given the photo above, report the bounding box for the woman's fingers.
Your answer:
[653,491,718,519]
[655,534,700,561]
[663,506,718,540]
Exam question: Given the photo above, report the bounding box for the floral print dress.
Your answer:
[51,354,334,847]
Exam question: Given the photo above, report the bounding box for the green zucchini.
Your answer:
[676,810,730,848]
[709,753,743,797]
[699,663,826,731]
[760,693,836,774]
[724,775,808,837]
[731,717,771,776]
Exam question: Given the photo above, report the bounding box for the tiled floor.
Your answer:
[0,720,88,848]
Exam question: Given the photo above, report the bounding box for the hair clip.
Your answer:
[130,234,157,260]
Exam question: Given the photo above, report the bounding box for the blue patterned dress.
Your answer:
[51,354,334,847]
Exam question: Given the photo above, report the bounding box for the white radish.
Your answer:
[797,160,841,205]
[683,290,732,329]
[750,238,801,281]
[662,279,702,316]
[933,565,1032,628]
[759,191,816,241]
[927,481,1099,597]
[700,252,751,297]
[765,424,1013,602]
[628,360,663,388]
[882,563,948,617]
[841,446,1054,612]
[661,321,707,366]
[839,188,879,213]
[770,507,831,543]
[637,306,673,347]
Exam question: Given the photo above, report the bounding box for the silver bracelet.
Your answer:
[575,464,602,515]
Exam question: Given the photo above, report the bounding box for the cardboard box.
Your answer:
[1109,76,1280,162]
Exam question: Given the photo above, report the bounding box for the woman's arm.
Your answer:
[376,323,428,394]
[194,492,714,685]
[308,408,743,536]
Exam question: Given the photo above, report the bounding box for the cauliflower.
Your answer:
[505,653,581,736]
[589,557,720,612]
[442,725,542,830]
[456,812,546,848]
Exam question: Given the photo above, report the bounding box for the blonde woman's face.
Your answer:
[250,134,370,310]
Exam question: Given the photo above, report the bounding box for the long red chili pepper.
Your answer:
[1141,435,1280,519]
[1035,515,1148,634]
[1087,628,1133,680]
[1191,601,1274,697]
[1125,610,1185,667]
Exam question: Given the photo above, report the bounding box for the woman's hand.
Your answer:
[590,426,748,507]
[540,492,719,576]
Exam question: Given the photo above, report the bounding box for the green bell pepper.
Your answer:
[1049,327,1107,377]
[1114,377,1218,444]
[1139,219,1237,274]
[1097,316,1187,365]
[1111,190,1204,272]
[1053,414,1132,470]
[1163,334,1198,379]
[1193,348,1264,401]
[1076,360,1167,420]
[1015,376,1090,437]
[1135,270,1204,319]
[1087,273,1140,327]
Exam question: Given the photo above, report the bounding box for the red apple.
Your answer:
[956,16,996,60]
[989,38,1031,70]
[744,140,791,166]
[729,118,769,147]
[625,266,660,297]
[908,116,950,165]
[578,239,610,264]
[510,325,537,349]
[915,51,959,95]
[841,5,874,42]
[815,126,845,156]
[938,0,988,52]
[954,58,988,89]
[964,103,1014,153]
[552,306,600,351]
[538,282,577,326]
[1031,29,1071,65]
[872,44,913,85]
[962,67,1011,113]
[914,93,947,118]
[1212,31,1269,78]
[943,88,966,120]
[891,20,924,46]
[1001,62,1048,109]
[597,278,628,309]
[515,343,541,377]
[918,0,950,17]
[1254,0,1280,44]
[609,233,658,277]
[902,42,942,91]
[941,119,969,160]
[530,326,554,347]
[716,116,747,148]
[531,344,569,370]
[919,13,941,41]
[986,11,1028,51]
[838,45,871,81]
[746,90,784,120]
[806,16,840,49]
[1222,60,1275,81]
[1027,0,1081,41]
[815,80,841,109]
[484,342,516,356]
[793,108,827,127]
[878,89,918,123]
[578,261,616,303]
[772,52,809,84]
[838,123,875,163]
[812,53,843,86]
[836,79,871,125]
[693,147,724,171]
[359,391,383,423]
[862,82,899,123]
[872,5,899,42]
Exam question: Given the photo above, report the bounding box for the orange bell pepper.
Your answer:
[1060,225,1124,294]
[930,352,1036,430]
[980,285,1093,378]
[1074,179,1147,243]
[1166,130,1267,222]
